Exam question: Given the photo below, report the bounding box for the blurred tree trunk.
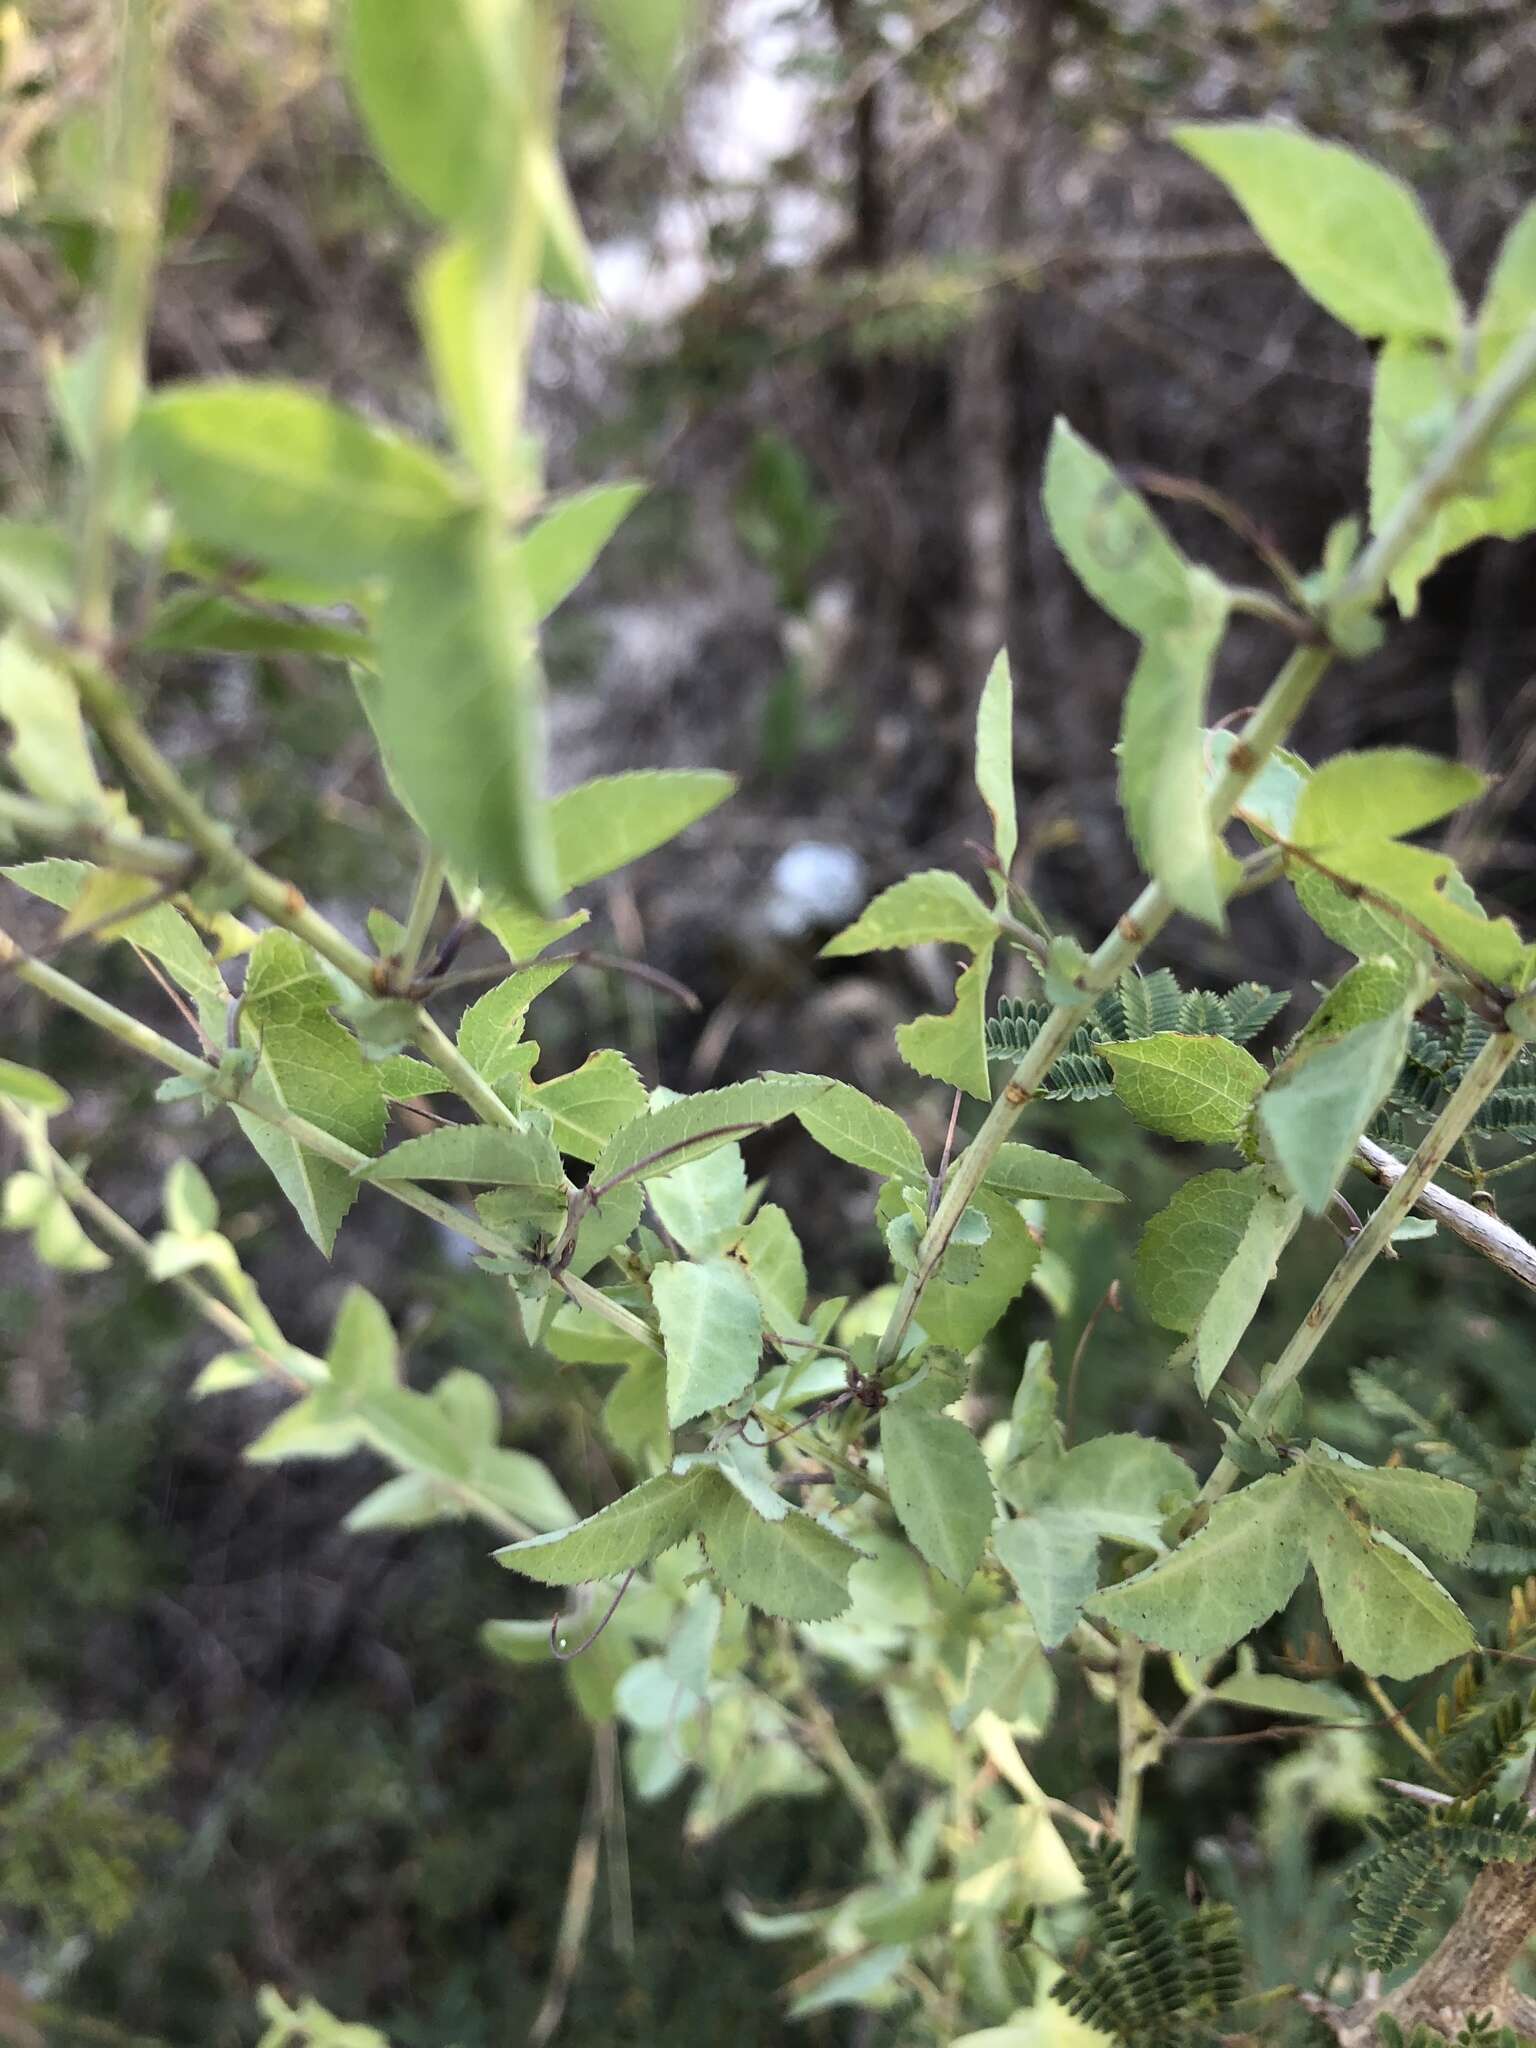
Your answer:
[954,0,1053,725]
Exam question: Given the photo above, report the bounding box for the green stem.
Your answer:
[74,0,169,644]
[4,1101,528,1537]
[1361,1672,1455,1787]
[1200,1030,1524,1506]
[873,641,1330,1375]
[873,309,1536,1384]
[785,1645,900,1874]
[555,1271,662,1355]
[0,788,195,879]
[49,632,525,1132]
[1115,1638,1149,1851]
[397,849,446,981]
[3,922,652,1374]
[0,921,523,1261]
[1,1097,266,1361]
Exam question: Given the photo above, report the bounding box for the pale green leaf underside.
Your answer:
[651,1256,764,1427]
[975,649,1018,879]
[550,769,736,893]
[881,1404,995,1587]
[821,870,997,958]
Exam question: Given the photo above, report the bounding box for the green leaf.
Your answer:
[996,1435,1196,1648]
[993,1517,1102,1651]
[1304,1451,1475,1564]
[1042,418,1197,637]
[1090,1460,1477,1677]
[1304,1490,1474,1679]
[1292,748,1487,851]
[1117,568,1233,925]
[4,858,229,1024]
[457,963,571,1087]
[590,1076,830,1189]
[733,1202,808,1339]
[324,1284,398,1395]
[1088,1469,1309,1660]
[1482,198,1536,346]
[982,1143,1123,1205]
[1134,1167,1303,1397]
[897,943,995,1101]
[1190,1181,1301,1400]
[696,1476,858,1621]
[1174,123,1462,341]
[1257,963,1417,1213]
[878,1184,1038,1354]
[0,629,103,807]
[529,1050,648,1163]
[478,902,588,964]
[522,485,646,621]
[360,1122,566,1221]
[0,1059,71,1115]
[371,1055,450,1101]
[1370,318,1536,618]
[881,1402,994,1586]
[975,649,1018,884]
[822,870,997,958]
[1291,861,1430,974]
[344,0,522,226]
[649,1138,747,1260]
[4,1172,110,1273]
[164,1157,218,1235]
[136,382,465,580]
[412,232,523,492]
[586,0,695,98]
[141,591,371,661]
[1211,1665,1363,1722]
[1102,1033,1266,1143]
[566,1177,645,1280]
[550,769,736,893]
[190,1351,268,1397]
[784,1947,908,2021]
[651,1256,764,1427]
[1135,1167,1264,1333]
[367,512,559,913]
[786,1077,928,1184]
[235,932,387,1254]
[1301,838,1535,990]
[0,521,73,626]
[494,1469,712,1585]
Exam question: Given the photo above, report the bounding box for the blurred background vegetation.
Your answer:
[2,0,1536,2040]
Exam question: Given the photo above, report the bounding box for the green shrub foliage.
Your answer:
[3,3,1536,2041]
